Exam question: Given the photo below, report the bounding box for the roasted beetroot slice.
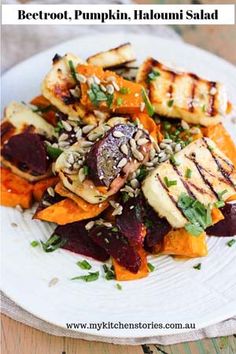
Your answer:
[54,221,109,262]
[116,196,144,246]
[86,124,137,187]
[206,203,236,236]
[89,225,141,273]
[2,132,49,175]
[144,204,171,250]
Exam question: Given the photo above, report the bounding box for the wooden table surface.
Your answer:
[1,1,236,353]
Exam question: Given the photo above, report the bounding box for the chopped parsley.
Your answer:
[147,262,155,272]
[214,200,225,208]
[167,99,174,108]
[31,240,39,247]
[54,120,64,133]
[202,104,206,112]
[217,190,227,200]
[116,97,123,106]
[178,193,212,236]
[170,155,180,166]
[164,176,177,188]
[185,168,192,179]
[227,239,236,247]
[68,60,78,83]
[77,260,92,270]
[121,192,130,203]
[46,145,63,160]
[88,84,108,106]
[142,88,155,117]
[103,264,115,280]
[147,70,160,82]
[83,165,89,176]
[136,166,149,182]
[120,87,130,94]
[71,271,99,282]
[41,234,67,253]
[193,263,201,270]
[116,283,122,290]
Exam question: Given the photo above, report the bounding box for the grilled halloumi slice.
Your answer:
[142,137,236,228]
[0,102,55,181]
[55,142,107,204]
[1,101,55,139]
[41,53,86,118]
[87,43,136,68]
[136,57,228,127]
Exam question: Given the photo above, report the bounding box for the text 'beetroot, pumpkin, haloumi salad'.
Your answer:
[1,43,236,282]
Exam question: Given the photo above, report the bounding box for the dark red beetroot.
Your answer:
[206,203,236,236]
[144,204,171,251]
[54,221,109,262]
[2,132,49,175]
[116,196,144,246]
[86,124,137,187]
[89,225,141,273]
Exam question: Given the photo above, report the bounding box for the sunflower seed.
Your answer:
[103,222,113,228]
[94,110,106,120]
[118,157,128,168]
[130,179,140,189]
[137,138,149,146]
[85,221,95,230]
[76,130,82,139]
[159,155,168,163]
[112,205,123,216]
[15,204,23,213]
[78,168,86,182]
[129,138,136,149]
[92,75,100,85]
[122,185,134,193]
[149,148,156,160]
[113,130,124,138]
[152,157,159,165]
[62,120,72,132]
[52,142,59,148]
[67,153,75,164]
[87,77,94,87]
[140,102,145,112]
[59,133,69,141]
[153,141,161,153]
[162,138,173,144]
[69,86,81,98]
[106,84,114,95]
[112,81,120,92]
[81,141,94,148]
[47,187,55,197]
[190,127,201,135]
[210,86,217,95]
[134,130,143,141]
[145,161,154,167]
[165,146,173,154]
[59,141,70,148]
[76,73,86,83]
[181,120,190,130]
[131,148,144,161]
[100,85,107,92]
[82,124,95,134]
[107,76,116,82]
[175,143,182,153]
[42,200,51,207]
[48,277,59,287]
[120,144,129,156]
[88,132,102,141]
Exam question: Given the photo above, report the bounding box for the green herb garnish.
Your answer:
[227,239,236,247]
[41,234,66,253]
[88,84,108,106]
[193,263,201,270]
[214,200,225,208]
[111,227,119,232]
[120,87,130,94]
[178,193,212,236]
[116,283,122,290]
[147,262,155,272]
[54,120,64,133]
[46,145,63,160]
[145,219,154,229]
[202,104,206,112]
[147,70,160,82]
[167,99,174,108]
[142,88,155,117]
[107,93,114,108]
[185,168,192,179]
[77,260,92,270]
[116,97,123,106]
[217,190,227,199]
[71,271,99,282]
[122,192,130,203]
[103,264,115,280]
[83,165,89,176]
[68,60,78,83]
[31,240,39,247]
[136,166,149,182]
[170,155,180,166]
[164,176,177,188]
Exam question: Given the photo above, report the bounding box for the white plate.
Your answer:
[1,32,236,344]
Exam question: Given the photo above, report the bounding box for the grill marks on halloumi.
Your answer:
[41,53,86,118]
[142,138,236,228]
[136,57,228,127]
